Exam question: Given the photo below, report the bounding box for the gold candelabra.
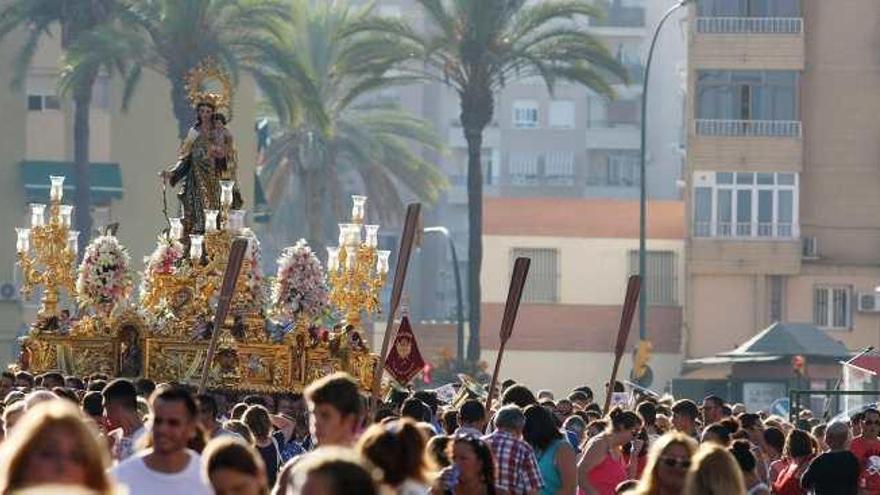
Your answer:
[326,195,391,330]
[15,176,78,320]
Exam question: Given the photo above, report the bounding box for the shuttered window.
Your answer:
[628,251,677,305]
[511,248,559,303]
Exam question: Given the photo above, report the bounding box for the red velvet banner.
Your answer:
[384,316,426,385]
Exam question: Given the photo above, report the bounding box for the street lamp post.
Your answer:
[638,0,693,344]
[423,226,466,367]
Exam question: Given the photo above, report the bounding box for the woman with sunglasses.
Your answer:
[628,432,696,495]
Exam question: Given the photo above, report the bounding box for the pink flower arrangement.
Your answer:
[138,234,184,302]
[143,235,184,276]
[76,235,133,309]
[271,239,329,323]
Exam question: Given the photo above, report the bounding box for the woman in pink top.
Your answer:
[577,407,643,495]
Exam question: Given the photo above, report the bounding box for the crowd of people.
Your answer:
[0,368,875,494]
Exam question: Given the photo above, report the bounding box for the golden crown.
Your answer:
[185,59,234,119]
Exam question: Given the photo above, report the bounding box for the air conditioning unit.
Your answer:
[0,282,19,302]
[802,237,819,259]
[858,293,880,313]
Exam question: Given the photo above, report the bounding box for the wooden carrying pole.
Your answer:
[603,275,642,414]
[371,203,421,407]
[197,238,248,394]
[484,257,531,411]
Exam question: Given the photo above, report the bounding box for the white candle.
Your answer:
[227,209,246,232]
[59,205,74,228]
[30,204,46,228]
[16,228,30,253]
[190,235,204,260]
[204,209,219,232]
[220,180,235,208]
[364,225,379,248]
[49,176,65,202]
[377,250,391,274]
[351,195,367,223]
[326,246,340,272]
[67,231,79,255]
[169,217,183,240]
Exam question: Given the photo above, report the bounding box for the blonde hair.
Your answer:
[0,400,113,494]
[682,443,745,495]
[633,432,698,495]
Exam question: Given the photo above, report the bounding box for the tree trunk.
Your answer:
[170,75,192,140]
[305,169,326,255]
[72,81,94,251]
[460,86,493,364]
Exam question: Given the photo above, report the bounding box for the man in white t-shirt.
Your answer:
[103,378,146,462]
[112,387,211,495]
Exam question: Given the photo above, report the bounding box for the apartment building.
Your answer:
[0,28,256,364]
[375,0,689,325]
[684,0,880,377]
[479,197,685,395]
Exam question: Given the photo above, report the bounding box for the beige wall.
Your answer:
[689,239,801,275]
[0,31,28,364]
[689,275,762,357]
[691,33,804,71]
[786,264,880,350]
[482,235,685,305]
[689,136,802,172]
[481,349,682,401]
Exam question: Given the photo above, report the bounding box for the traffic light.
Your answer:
[792,355,806,376]
[633,340,653,379]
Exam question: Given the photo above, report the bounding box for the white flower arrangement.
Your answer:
[241,228,265,308]
[271,239,329,323]
[76,235,134,309]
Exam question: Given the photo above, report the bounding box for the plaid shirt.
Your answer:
[482,430,544,494]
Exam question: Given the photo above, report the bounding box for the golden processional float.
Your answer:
[14,61,391,393]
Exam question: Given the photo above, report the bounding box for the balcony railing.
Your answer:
[592,6,645,28]
[694,221,799,239]
[696,17,803,34]
[695,119,802,138]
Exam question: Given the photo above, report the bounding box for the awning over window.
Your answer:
[21,161,123,204]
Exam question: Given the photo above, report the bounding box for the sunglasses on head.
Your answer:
[659,457,691,469]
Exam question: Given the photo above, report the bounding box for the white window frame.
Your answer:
[508,152,540,185]
[543,151,575,185]
[813,285,852,330]
[513,99,540,129]
[692,171,799,239]
[26,74,61,112]
[548,99,575,129]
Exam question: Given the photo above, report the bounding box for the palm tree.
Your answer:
[0,0,118,245]
[257,0,446,253]
[64,0,291,139]
[348,1,627,362]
